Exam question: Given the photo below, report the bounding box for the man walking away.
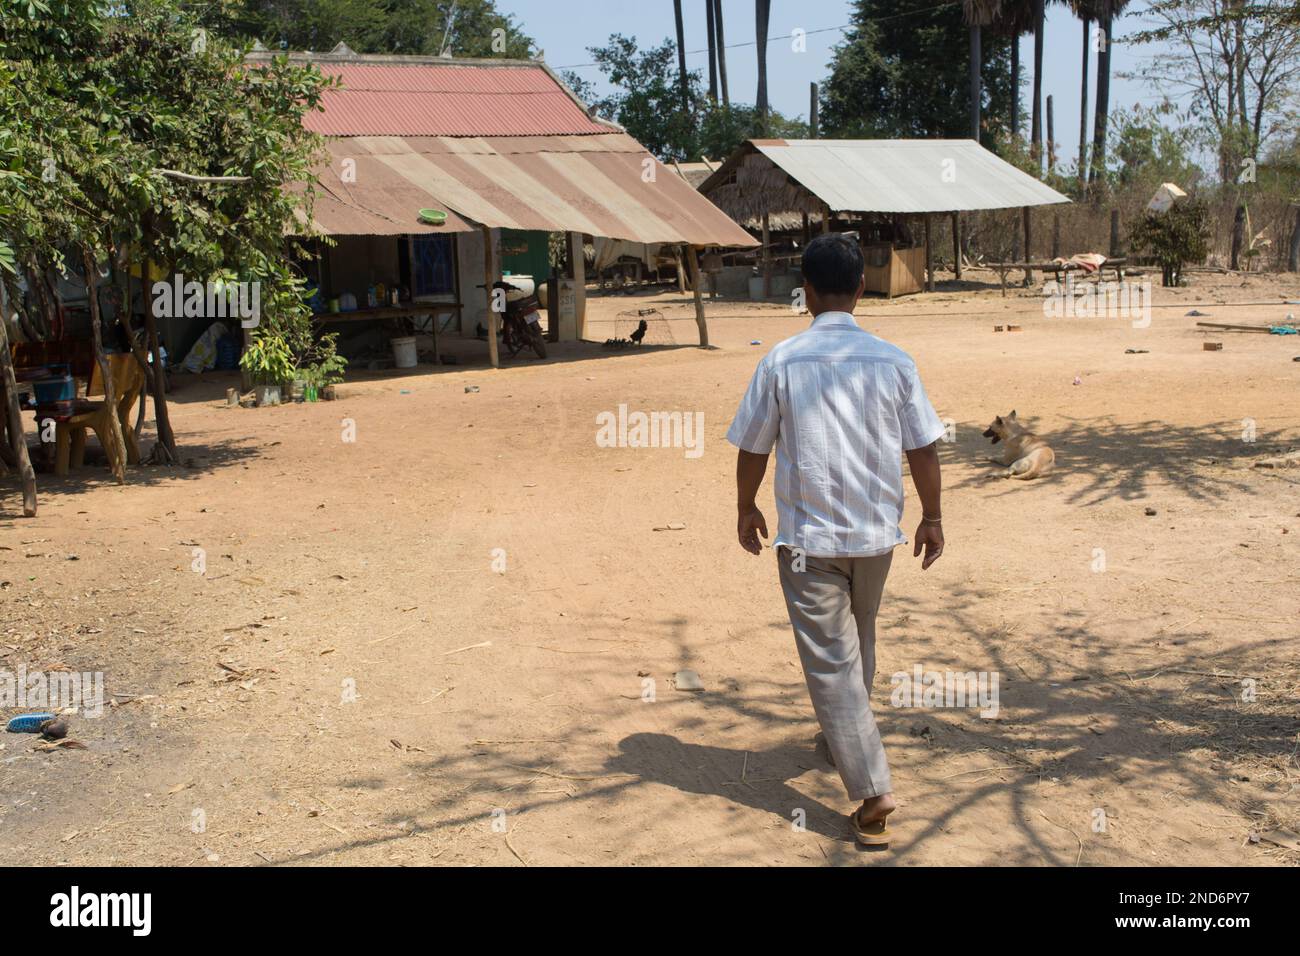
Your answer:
[726,233,946,847]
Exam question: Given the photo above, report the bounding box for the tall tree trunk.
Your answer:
[1078,16,1090,191]
[713,0,729,109]
[1230,204,1246,270]
[755,0,771,133]
[1011,32,1021,139]
[0,286,37,516]
[705,0,718,103]
[969,25,981,141]
[139,216,178,464]
[1090,11,1113,184]
[1031,0,1045,167]
[673,0,689,116]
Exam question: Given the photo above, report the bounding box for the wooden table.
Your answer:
[312,303,463,364]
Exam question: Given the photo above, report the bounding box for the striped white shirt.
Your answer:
[726,311,945,558]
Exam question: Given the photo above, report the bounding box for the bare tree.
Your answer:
[1129,0,1300,181]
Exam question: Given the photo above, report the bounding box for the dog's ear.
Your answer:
[1009,409,1018,419]
[995,415,1003,425]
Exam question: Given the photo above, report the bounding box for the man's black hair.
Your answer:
[801,233,864,297]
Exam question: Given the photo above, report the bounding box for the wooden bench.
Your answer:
[34,353,144,477]
[987,258,1128,296]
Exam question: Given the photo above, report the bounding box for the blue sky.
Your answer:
[498,0,1172,169]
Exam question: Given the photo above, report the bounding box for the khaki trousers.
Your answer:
[778,546,893,800]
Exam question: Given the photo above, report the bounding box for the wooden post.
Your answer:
[82,246,126,483]
[0,295,36,516]
[809,82,819,139]
[675,246,687,294]
[822,204,831,234]
[951,212,962,280]
[482,225,499,368]
[1022,207,1033,285]
[923,214,934,292]
[1046,94,1056,173]
[761,212,772,298]
[568,231,587,340]
[1109,208,1121,259]
[686,246,709,348]
[1288,205,1300,272]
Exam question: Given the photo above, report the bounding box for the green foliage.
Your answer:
[821,0,1015,146]
[1128,200,1211,286]
[1,0,345,384]
[197,0,536,58]
[562,35,807,162]
[241,328,295,386]
[1109,105,1201,190]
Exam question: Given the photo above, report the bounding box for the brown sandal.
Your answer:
[852,810,892,847]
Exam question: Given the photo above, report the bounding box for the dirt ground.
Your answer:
[3,267,1298,867]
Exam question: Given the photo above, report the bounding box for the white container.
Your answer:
[254,384,280,407]
[391,335,418,368]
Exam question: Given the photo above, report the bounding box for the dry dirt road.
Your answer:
[3,269,1298,866]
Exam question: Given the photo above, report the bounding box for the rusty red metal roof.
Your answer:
[304,62,611,138]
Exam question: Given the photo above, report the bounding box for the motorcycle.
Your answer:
[477,278,547,360]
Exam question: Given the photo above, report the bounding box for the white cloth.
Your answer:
[726,311,946,558]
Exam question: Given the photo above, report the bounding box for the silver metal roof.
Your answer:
[747,139,1070,214]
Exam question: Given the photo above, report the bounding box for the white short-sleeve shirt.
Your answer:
[725,311,946,558]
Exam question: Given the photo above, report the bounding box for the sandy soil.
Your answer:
[2,267,1298,867]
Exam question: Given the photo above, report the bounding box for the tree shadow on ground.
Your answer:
[944,414,1292,505]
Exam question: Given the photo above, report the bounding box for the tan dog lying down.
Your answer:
[982,411,1055,479]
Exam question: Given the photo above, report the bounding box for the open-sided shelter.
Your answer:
[699,139,1070,297]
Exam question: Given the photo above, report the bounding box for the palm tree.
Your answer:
[962,1,1003,143]
[706,0,718,103]
[713,0,729,109]
[1090,0,1131,184]
[1070,0,1097,190]
[993,1,1035,140]
[755,0,771,134]
[673,0,689,116]
[1030,0,1046,167]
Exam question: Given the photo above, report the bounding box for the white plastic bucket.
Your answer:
[391,335,418,368]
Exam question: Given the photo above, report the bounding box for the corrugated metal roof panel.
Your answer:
[710,139,1070,214]
[305,62,610,137]
[314,136,757,246]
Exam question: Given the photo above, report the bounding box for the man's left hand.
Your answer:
[913,521,944,570]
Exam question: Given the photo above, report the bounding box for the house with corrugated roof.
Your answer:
[248,47,754,366]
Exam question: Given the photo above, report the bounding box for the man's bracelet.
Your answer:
[921,514,943,524]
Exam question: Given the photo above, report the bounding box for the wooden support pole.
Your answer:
[951,212,962,280]
[686,246,709,348]
[568,231,587,340]
[924,215,934,292]
[822,204,831,234]
[809,82,819,139]
[675,247,687,294]
[0,295,37,516]
[483,225,499,368]
[82,246,126,483]
[1022,207,1033,285]
[761,212,772,298]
